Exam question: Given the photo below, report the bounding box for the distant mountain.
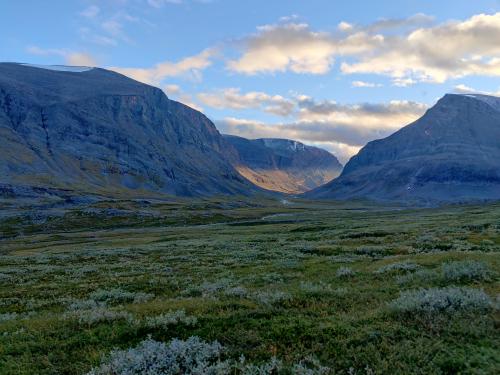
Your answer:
[0,63,258,198]
[307,94,500,203]
[224,135,342,194]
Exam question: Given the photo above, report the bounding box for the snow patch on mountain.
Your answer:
[20,64,94,72]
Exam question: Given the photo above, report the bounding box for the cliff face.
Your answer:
[224,135,342,194]
[0,63,257,198]
[307,94,500,203]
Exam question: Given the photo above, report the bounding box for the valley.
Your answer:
[0,198,498,374]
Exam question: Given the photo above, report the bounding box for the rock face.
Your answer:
[307,94,500,203]
[0,63,257,198]
[224,135,342,194]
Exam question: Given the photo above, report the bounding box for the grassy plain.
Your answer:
[0,198,499,374]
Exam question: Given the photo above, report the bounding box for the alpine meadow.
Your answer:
[0,1,499,374]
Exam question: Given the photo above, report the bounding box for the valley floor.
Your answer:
[0,199,499,374]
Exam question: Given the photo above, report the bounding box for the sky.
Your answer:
[2,0,500,162]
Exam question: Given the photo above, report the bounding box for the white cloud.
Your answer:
[215,98,427,162]
[66,52,98,66]
[147,0,212,6]
[197,88,295,116]
[338,22,354,32]
[226,12,500,84]
[26,46,98,66]
[351,80,382,88]
[80,5,100,18]
[161,84,204,112]
[148,0,183,7]
[163,84,182,95]
[226,23,339,75]
[453,84,500,96]
[341,12,500,83]
[110,48,217,85]
[26,46,66,57]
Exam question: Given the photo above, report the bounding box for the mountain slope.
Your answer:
[307,94,500,203]
[0,63,257,198]
[224,135,342,194]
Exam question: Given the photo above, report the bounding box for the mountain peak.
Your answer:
[0,63,258,198]
[307,93,500,203]
[440,92,500,111]
[224,135,342,194]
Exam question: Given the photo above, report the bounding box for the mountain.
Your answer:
[0,63,258,198]
[307,94,500,203]
[224,135,343,194]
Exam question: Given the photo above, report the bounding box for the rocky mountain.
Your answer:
[0,63,258,198]
[224,135,343,194]
[307,94,500,203]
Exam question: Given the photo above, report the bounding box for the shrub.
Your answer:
[396,269,439,285]
[389,287,493,316]
[252,291,291,307]
[224,286,248,298]
[144,309,197,329]
[299,282,334,296]
[67,299,105,311]
[200,279,233,297]
[0,312,19,323]
[442,261,492,282]
[239,357,282,374]
[327,255,363,263]
[375,262,419,274]
[66,308,133,326]
[336,267,355,278]
[90,288,154,304]
[355,247,390,257]
[292,356,331,374]
[87,337,230,375]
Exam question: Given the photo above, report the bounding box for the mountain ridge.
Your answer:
[224,134,342,194]
[307,93,500,203]
[0,62,259,198]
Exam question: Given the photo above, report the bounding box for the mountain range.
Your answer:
[224,135,342,194]
[1,63,499,204]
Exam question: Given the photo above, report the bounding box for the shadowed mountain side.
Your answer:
[0,63,261,198]
[306,94,500,203]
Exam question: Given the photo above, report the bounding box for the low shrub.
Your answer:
[90,288,154,304]
[0,312,19,323]
[252,290,291,307]
[87,337,229,375]
[442,261,492,283]
[389,287,493,316]
[144,309,197,329]
[375,262,419,274]
[66,308,133,326]
[396,269,439,285]
[67,299,105,311]
[299,281,333,295]
[224,286,248,298]
[336,267,355,278]
[292,356,331,374]
[236,356,283,374]
[87,337,332,375]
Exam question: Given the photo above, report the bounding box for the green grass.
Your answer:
[0,199,499,374]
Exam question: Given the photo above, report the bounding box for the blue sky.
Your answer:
[2,0,500,162]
